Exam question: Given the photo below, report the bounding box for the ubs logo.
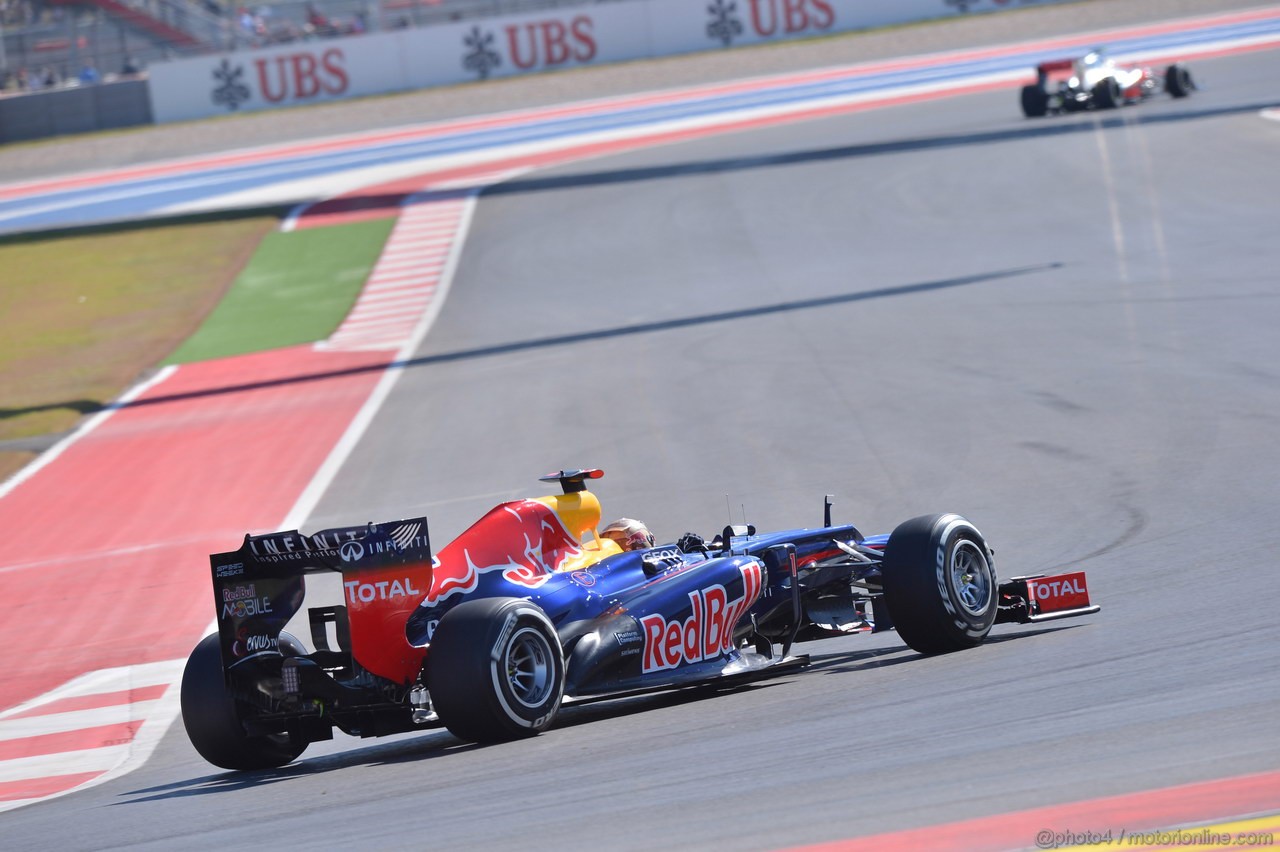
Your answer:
[707,0,744,46]
[463,26,501,79]
[707,0,835,45]
[211,58,250,110]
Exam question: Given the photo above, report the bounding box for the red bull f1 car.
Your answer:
[181,469,1100,769]
[1020,48,1194,117]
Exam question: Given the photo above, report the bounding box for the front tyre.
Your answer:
[881,514,997,655]
[427,598,565,743]
[1092,77,1121,109]
[180,633,306,770]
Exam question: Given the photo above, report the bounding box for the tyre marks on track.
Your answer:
[4,10,1279,821]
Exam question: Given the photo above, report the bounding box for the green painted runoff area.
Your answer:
[166,218,396,364]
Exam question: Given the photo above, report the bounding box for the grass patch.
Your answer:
[0,212,399,485]
[165,218,395,364]
[0,214,279,482]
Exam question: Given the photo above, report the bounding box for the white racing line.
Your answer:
[0,367,176,503]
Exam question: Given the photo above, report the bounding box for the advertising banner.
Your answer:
[149,0,1077,125]
[399,3,651,90]
[149,31,409,123]
[648,0,1077,56]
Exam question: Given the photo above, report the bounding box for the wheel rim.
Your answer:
[504,627,555,708]
[950,540,993,616]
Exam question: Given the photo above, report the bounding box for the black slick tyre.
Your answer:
[1092,77,1121,109]
[1020,84,1049,118]
[180,633,306,770]
[1165,64,1194,98]
[881,514,998,655]
[427,597,565,743]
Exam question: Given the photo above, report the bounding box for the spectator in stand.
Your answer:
[121,55,142,76]
[305,3,333,37]
[78,63,100,85]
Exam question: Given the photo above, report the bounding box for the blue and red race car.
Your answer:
[182,469,1099,769]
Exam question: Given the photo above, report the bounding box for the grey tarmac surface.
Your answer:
[5,5,1280,852]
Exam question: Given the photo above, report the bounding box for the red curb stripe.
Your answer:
[318,192,470,351]
[0,721,141,761]
[789,769,1280,851]
[0,772,104,802]
[6,684,170,720]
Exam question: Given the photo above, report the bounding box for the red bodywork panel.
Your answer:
[423,499,583,606]
[213,491,610,687]
[344,557,434,686]
[346,498,594,684]
[1037,58,1076,79]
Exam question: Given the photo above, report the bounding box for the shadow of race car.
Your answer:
[1021,48,1195,117]
[181,469,1099,769]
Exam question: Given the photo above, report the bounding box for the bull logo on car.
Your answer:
[422,500,582,605]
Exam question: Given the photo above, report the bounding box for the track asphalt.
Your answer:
[1,4,1277,832]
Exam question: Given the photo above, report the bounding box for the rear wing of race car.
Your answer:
[1035,58,1076,84]
[209,518,434,685]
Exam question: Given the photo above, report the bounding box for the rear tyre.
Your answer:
[427,598,565,743]
[881,514,998,655]
[1165,64,1194,98]
[1020,84,1049,118]
[1092,77,1121,109]
[180,633,306,770]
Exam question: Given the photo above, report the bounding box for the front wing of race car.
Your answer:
[996,571,1100,623]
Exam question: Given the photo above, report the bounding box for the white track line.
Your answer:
[0,366,176,499]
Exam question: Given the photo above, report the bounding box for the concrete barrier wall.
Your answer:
[0,80,152,144]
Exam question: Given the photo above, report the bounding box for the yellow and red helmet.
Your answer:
[601,518,655,552]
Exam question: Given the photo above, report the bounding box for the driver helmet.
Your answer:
[601,518,655,552]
